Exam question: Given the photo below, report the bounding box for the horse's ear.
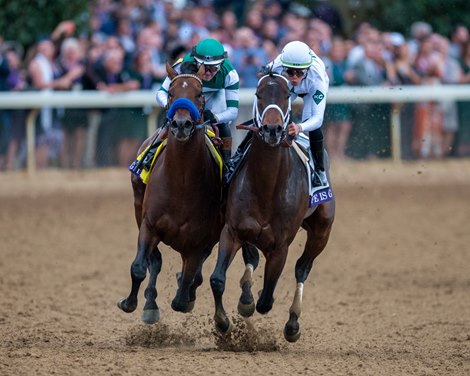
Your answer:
[257,65,271,79]
[166,62,177,80]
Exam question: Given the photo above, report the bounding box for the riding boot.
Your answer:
[227,131,253,173]
[220,137,232,183]
[309,128,329,188]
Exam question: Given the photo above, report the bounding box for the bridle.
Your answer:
[166,73,206,138]
[253,73,291,144]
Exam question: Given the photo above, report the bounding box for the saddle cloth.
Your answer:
[134,129,223,185]
[293,133,334,207]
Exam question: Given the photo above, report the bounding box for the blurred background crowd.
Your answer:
[1,0,470,170]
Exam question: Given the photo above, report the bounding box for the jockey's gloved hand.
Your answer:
[203,109,218,124]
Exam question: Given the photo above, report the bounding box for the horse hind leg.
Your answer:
[141,247,163,324]
[117,221,157,315]
[186,245,212,312]
[284,203,334,342]
[237,243,260,317]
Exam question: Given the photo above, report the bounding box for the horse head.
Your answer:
[166,62,205,142]
[253,71,291,147]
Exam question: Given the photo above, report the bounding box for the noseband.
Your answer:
[253,74,291,136]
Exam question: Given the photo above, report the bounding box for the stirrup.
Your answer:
[313,170,329,188]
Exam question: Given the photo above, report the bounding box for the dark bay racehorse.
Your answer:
[210,72,335,342]
[117,63,222,323]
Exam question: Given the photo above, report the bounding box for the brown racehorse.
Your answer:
[210,72,335,342]
[118,63,222,324]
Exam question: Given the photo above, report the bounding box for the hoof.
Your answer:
[237,301,255,317]
[141,309,160,324]
[284,312,301,342]
[117,298,137,313]
[215,317,233,334]
[283,323,301,343]
[171,298,193,313]
[256,299,274,315]
[186,300,195,313]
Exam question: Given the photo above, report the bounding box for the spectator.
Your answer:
[116,48,161,167]
[348,30,392,159]
[57,38,88,169]
[386,32,421,160]
[135,27,167,81]
[93,48,140,166]
[323,37,352,160]
[231,27,268,88]
[456,41,470,156]
[449,24,469,60]
[434,35,462,157]
[412,35,444,159]
[1,43,27,170]
[408,21,433,61]
[28,37,70,168]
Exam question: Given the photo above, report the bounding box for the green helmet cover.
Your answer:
[192,38,227,65]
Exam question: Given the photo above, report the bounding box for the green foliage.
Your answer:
[292,0,470,38]
[356,0,470,37]
[0,0,89,49]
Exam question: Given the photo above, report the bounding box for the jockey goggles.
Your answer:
[197,62,221,73]
[283,67,308,78]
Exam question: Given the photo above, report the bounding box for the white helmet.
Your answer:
[280,41,313,69]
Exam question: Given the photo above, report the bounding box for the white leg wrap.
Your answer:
[289,282,304,317]
[239,263,254,288]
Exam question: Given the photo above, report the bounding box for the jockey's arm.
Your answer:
[156,77,171,108]
[212,71,240,124]
[213,106,238,124]
[297,72,329,133]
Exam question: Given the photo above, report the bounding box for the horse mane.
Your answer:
[180,61,199,75]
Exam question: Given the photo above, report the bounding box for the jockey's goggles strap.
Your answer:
[192,47,227,62]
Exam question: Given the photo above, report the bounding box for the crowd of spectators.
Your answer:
[1,0,470,170]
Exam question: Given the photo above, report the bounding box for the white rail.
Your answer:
[1,85,469,174]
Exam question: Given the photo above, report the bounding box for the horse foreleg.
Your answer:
[284,202,335,342]
[237,243,259,317]
[141,247,162,324]
[117,221,157,314]
[131,174,146,229]
[210,227,241,333]
[256,247,288,314]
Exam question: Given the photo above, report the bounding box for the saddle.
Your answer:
[132,128,223,185]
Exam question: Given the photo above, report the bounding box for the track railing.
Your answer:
[1,85,470,174]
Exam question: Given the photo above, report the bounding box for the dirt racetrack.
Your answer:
[1,160,469,376]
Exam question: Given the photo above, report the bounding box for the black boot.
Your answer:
[309,129,328,188]
[226,131,252,173]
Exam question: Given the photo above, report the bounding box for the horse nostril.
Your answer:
[184,120,193,129]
